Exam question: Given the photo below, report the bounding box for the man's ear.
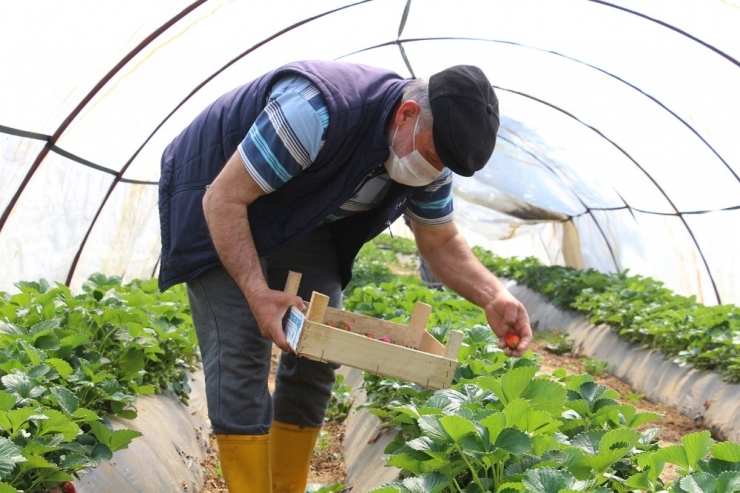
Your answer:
[394,100,420,125]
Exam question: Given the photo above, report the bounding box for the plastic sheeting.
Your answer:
[1,0,739,305]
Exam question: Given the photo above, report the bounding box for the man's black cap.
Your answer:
[429,65,499,177]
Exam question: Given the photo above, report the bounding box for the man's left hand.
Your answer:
[484,292,532,357]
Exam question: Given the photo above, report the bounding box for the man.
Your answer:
[158,60,532,492]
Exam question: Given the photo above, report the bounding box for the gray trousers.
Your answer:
[186,227,342,435]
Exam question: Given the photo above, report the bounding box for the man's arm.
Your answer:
[411,220,532,356]
[202,152,303,352]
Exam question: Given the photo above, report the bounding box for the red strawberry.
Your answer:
[64,483,76,493]
[366,333,374,339]
[504,333,520,350]
[379,335,391,343]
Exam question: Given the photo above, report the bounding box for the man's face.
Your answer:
[393,115,446,172]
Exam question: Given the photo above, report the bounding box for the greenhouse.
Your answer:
[1,1,739,492]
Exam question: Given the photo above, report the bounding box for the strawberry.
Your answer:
[63,483,76,493]
[379,335,391,343]
[341,322,352,331]
[504,333,520,350]
[365,333,374,339]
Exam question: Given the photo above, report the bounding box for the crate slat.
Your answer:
[296,321,458,389]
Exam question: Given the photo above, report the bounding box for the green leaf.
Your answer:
[35,409,80,440]
[18,454,55,472]
[578,381,617,411]
[0,482,19,493]
[89,421,142,452]
[520,378,567,413]
[682,430,714,470]
[620,404,662,428]
[387,452,426,475]
[566,399,590,419]
[417,416,449,443]
[46,358,74,379]
[29,318,60,336]
[493,427,532,455]
[599,428,641,454]
[678,472,716,493]
[0,407,36,435]
[522,467,575,493]
[499,366,539,404]
[503,398,530,426]
[137,385,156,395]
[88,443,113,466]
[586,446,630,475]
[0,437,25,479]
[624,470,653,490]
[1,372,45,403]
[19,339,46,366]
[50,386,80,415]
[71,407,99,423]
[531,434,561,456]
[118,347,146,376]
[0,322,27,336]
[439,415,477,443]
[653,444,690,471]
[479,412,506,443]
[401,472,449,493]
[711,441,740,463]
[0,392,17,412]
[716,471,740,492]
[571,430,605,455]
[33,333,60,351]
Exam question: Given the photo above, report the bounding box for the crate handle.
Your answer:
[284,271,302,295]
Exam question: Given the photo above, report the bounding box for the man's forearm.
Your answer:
[422,233,506,307]
[202,191,266,300]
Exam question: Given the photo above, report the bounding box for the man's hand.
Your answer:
[411,220,534,357]
[484,292,532,357]
[248,286,306,352]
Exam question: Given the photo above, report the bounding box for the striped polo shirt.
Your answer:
[238,75,453,226]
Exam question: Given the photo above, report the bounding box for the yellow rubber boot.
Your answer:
[216,434,271,492]
[269,420,321,492]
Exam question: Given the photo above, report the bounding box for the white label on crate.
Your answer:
[283,306,305,351]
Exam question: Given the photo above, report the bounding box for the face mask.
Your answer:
[384,117,443,186]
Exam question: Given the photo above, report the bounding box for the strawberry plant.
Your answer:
[0,274,197,492]
[470,243,740,383]
[369,327,667,492]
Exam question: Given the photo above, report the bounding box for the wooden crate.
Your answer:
[284,272,462,390]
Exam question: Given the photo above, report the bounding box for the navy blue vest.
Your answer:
[159,60,413,290]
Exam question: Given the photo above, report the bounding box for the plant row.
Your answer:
[0,275,197,492]
[343,236,740,492]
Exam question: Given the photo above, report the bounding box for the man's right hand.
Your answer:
[247,287,306,352]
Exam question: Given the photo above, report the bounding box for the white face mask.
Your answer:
[384,117,443,186]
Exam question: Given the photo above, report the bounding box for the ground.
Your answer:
[199,329,705,491]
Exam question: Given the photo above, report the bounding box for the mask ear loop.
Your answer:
[412,115,420,153]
